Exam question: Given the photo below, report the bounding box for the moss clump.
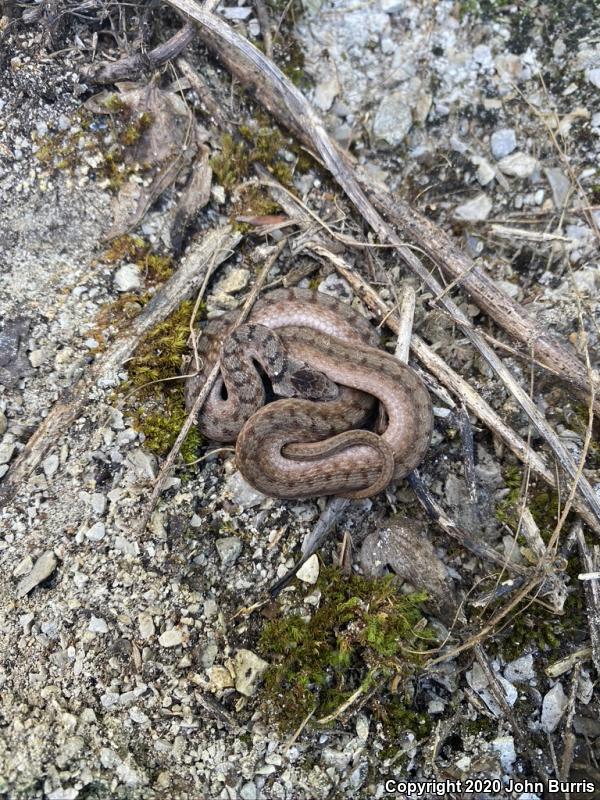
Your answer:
[33,102,154,189]
[210,124,293,193]
[258,566,435,731]
[495,465,562,542]
[122,301,202,463]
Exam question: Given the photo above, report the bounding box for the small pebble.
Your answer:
[0,440,16,465]
[453,194,492,222]
[490,128,516,159]
[85,522,106,542]
[91,493,107,515]
[114,264,142,293]
[138,612,155,640]
[215,536,243,566]
[42,453,59,478]
[541,682,567,733]
[296,554,320,584]
[159,628,184,648]
[89,616,109,634]
[234,649,269,697]
[16,550,57,597]
[497,152,538,178]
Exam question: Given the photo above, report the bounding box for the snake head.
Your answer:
[288,367,340,401]
[272,363,339,401]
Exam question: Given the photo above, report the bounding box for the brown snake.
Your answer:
[185,288,433,499]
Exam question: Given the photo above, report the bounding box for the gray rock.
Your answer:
[85,522,106,542]
[490,128,516,159]
[114,263,142,293]
[313,74,339,111]
[318,272,353,303]
[91,492,107,515]
[504,653,535,683]
[541,682,567,733]
[16,550,57,597]
[453,194,492,222]
[138,612,155,639]
[159,627,184,647]
[0,440,15,465]
[234,649,269,697]
[224,471,266,508]
[215,536,243,566]
[586,67,600,89]
[380,0,404,11]
[240,782,258,800]
[13,554,33,577]
[491,735,516,771]
[42,453,59,478]
[497,152,539,178]
[372,91,413,146]
[544,167,571,208]
[215,267,250,295]
[0,411,7,436]
[127,448,157,480]
[89,615,109,633]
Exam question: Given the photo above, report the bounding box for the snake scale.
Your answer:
[185,288,433,499]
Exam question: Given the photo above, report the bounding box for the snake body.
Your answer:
[185,288,433,499]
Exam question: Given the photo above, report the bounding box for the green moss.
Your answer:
[495,465,562,542]
[258,566,435,731]
[211,124,293,194]
[121,300,203,463]
[33,103,154,189]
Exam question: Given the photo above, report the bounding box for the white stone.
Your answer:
[234,649,269,697]
[138,612,155,639]
[89,616,109,633]
[208,665,235,690]
[13,554,33,577]
[586,68,600,89]
[504,653,535,683]
[159,628,184,648]
[224,471,267,508]
[215,536,243,566]
[215,268,250,295]
[490,128,516,159]
[541,682,567,733]
[0,440,15,465]
[373,91,413,147]
[296,554,320,584]
[85,522,106,542]
[42,453,59,478]
[16,551,57,597]
[313,74,339,112]
[498,152,539,178]
[491,735,516,772]
[91,493,107,515]
[453,194,492,222]
[473,157,495,186]
[114,263,142,293]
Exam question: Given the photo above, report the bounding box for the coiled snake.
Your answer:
[185,288,432,499]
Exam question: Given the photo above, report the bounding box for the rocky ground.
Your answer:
[1,0,599,798]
